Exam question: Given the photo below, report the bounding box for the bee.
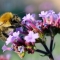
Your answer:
[0,12,21,41]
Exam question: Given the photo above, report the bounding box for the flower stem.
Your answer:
[49,27,54,52]
[35,49,48,55]
[48,53,54,60]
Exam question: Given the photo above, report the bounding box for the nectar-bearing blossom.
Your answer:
[35,20,43,30]
[2,45,11,52]
[24,31,39,42]
[6,35,13,45]
[6,31,20,45]
[13,31,20,37]
[47,10,55,15]
[22,13,35,22]
[39,11,47,17]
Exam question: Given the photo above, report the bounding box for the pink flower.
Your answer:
[24,31,39,42]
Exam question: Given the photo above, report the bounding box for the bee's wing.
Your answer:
[2,21,11,27]
[0,22,4,26]
[0,20,11,27]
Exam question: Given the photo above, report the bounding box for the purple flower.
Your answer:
[24,31,39,42]
[6,31,20,45]
[13,31,20,38]
[16,27,23,32]
[39,11,47,17]
[2,45,7,52]
[47,10,55,14]
[45,10,55,18]
[52,14,58,20]
[6,35,13,45]
[35,20,42,30]
[22,14,35,22]
[2,45,11,52]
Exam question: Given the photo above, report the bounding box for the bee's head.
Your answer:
[11,14,21,24]
[10,14,21,28]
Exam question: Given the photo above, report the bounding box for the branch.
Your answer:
[49,27,54,52]
[50,36,54,52]
[40,40,50,53]
[35,49,48,55]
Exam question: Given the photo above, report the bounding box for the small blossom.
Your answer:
[47,10,55,14]
[52,14,58,20]
[2,45,11,52]
[6,35,13,45]
[6,31,20,45]
[22,14,35,22]
[39,11,47,17]
[2,45,7,52]
[35,20,43,30]
[24,31,39,42]
[45,16,53,25]
[16,27,23,32]
[13,31,20,38]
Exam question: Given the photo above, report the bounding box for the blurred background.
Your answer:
[0,0,60,17]
[0,0,60,60]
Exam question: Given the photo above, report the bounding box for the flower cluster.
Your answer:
[2,10,60,58]
[39,10,60,28]
[2,31,39,58]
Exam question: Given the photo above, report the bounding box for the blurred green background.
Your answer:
[0,0,60,60]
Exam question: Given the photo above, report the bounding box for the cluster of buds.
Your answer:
[2,10,60,59]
